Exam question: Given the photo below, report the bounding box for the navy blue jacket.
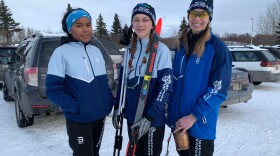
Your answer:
[46,42,114,123]
[116,38,173,127]
[166,33,232,140]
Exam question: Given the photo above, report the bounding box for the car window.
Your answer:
[0,47,17,57]
[233,51,259,61]
[262,50,278,61]
[98,39,121,55]
[39,40,61,67]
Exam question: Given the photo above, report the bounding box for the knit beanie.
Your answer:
[131,3,156,26]
[188,0,213,21]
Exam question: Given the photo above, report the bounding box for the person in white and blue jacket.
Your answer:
[46,8,114,156]
[112,3,173,156]
[166,0,232,156]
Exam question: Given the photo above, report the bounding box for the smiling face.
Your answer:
[132,14,153,39]
[188,8,210,34]
[69,17,93,43]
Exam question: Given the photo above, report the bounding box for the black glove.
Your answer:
[131,117,151,140]
[112,109,120,129]
[119,25,133,46]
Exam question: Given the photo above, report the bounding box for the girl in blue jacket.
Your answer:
[113,3,173,156]
[166,0,232,155]
[46,8,114,156]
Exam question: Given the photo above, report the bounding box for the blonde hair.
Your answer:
[177,24,211,57]
[128,30,154,69]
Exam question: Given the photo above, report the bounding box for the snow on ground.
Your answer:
[0,82,280,156]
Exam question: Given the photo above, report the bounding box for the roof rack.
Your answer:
[23,32,66,41]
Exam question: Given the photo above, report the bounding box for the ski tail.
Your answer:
[126,129,138,156]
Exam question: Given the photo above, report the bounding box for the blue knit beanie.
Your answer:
[131,3,156,26]
[188,0,213,21]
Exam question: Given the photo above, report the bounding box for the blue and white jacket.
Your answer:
[116,38,173,127]
[46,41,114,123]
[166,33,232,140]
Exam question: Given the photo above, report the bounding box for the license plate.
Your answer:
[232,82,242,90]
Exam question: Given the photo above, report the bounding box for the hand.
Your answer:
[131,117,151,140]
[119,25,133,46]
[112,109,120,129]
[173,114,197,134]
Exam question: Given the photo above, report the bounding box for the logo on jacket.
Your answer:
[203,80,222,101]
[157,75,172,102]
[196,57,201,64]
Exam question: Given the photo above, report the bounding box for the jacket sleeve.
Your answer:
[45,49,80,114]
[146,44,173,120]
[192,42,232,120]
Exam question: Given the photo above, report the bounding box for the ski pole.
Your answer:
[113,46,130,156]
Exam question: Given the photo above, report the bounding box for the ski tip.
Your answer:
[155,18,162,36]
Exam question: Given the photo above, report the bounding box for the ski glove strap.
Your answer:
[131,117,151,140]
[112,109,120,129]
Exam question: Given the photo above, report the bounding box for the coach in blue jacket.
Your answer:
[166,0,232,155]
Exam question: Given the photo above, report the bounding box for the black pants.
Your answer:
[127,123,165,156]
[66,118,105,156]
[177,135,214,156]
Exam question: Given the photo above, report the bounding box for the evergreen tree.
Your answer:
[66,3,72,12]
[111,13,122,35]
[0,0,22,45]
[275,22,280,44]
[179,16,187,32]
[95,13,108,37]
[123,24,129,32]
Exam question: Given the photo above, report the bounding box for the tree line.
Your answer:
[1,0,280,48]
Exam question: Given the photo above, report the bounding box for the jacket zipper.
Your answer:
[83,57,90,73]
[134,39,143,76]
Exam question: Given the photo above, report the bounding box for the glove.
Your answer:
[131,117,151,140]
[112,109,120,129]
[119,25,133,46]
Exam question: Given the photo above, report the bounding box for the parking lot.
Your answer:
[0,82,280,156]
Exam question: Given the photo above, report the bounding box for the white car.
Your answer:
[228,45,280,85]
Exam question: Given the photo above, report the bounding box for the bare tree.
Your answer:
[256,0,280,35]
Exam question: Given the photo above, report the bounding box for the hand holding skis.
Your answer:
[131,117,151,140]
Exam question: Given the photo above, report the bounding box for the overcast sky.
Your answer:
[4,0,277,38]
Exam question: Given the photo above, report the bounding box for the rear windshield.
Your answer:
[99,39,121,55]
[0,47,17,57]
[262,50,278,61]
[39,41,60,67]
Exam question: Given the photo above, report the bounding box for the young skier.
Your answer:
[113,3,173,156]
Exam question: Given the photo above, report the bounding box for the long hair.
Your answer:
[177,24,211,57]
[128,29,154,69]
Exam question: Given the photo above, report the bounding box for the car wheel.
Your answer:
[253,82,262,85]
[2,82,13,101]
[15,91,34,127]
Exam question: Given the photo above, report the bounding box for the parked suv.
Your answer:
[0,45,17,89]
[228,45,280,85]
[0,33,116,127]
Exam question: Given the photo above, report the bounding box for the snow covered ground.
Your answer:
[0,82,280,156]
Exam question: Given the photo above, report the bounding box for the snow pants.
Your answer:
[177,134,214,156]
[66,117,105,156]
[127,123,165,156]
